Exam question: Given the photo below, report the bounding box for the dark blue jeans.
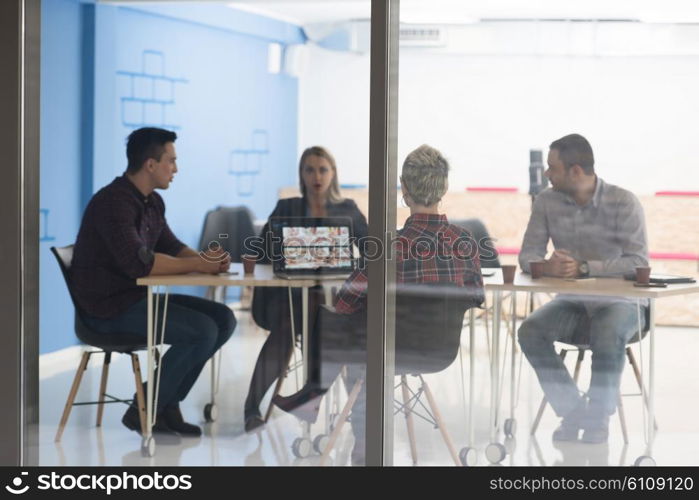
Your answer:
[518,299,645,418]
[84,294,236,411]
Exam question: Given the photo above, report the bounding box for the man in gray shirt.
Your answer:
[518,133,648,444]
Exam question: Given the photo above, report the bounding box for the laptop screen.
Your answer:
[271,217,355,275]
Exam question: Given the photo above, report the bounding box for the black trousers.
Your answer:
[244,286,325,417]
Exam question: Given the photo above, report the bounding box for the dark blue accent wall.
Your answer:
[40,0,303,354]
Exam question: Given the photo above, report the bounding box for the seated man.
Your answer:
[71,127,236,437]
[517,133,648,444]
[272,145,485,465]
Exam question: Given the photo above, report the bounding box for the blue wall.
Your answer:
[40,0,85,354]
[40,0,304,354]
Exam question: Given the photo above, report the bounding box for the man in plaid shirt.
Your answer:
[274,145,485,465]
[72,128,236,438]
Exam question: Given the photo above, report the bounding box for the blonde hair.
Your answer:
[400,144,449,206]
[298,146,343,203]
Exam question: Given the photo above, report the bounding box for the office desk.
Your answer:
[482,270,699,465]
[136,263,331,457]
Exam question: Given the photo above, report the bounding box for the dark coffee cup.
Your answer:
[501,265,516,284]
[529,261,545,279]
[635,266,651,285]
[242,254,256,275]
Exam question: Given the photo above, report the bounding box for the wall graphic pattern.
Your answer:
[40,208,56,242]
[117,50,188,130]
[228,129,269,197]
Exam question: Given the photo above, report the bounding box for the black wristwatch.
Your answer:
[578,260,589,278]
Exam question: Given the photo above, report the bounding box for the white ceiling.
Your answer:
[103,1,699,25]
[227,0,699,24]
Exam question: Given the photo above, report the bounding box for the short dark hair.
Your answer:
[549,133,594,175]
[126,127,177,173]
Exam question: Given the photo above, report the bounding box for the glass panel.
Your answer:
[396,0,699,468]
[38,0,371,466]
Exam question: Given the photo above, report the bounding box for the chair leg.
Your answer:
[625,348,658,431]
[130,353,148,435]
[617,392,629,444]
[530,349,569,435]
[400,375,419,466]
[96,352,112,427]
[421,377,460,466]
[320,378,363,466]
[55,351,92,442]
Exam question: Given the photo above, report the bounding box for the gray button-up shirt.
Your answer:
[519,177,648,307]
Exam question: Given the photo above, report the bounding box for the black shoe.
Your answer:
[580,402,610,444]
[552,419,581,442]
[244,412,265,433]
[121,405,178,436]
[581,416,609,444]
[162,404,202,437]
[552,400,587,442]
[272,385,326,424]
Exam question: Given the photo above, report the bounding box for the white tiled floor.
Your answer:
[35,308,699,466]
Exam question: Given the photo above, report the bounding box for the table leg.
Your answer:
[302,287,309,382]
[510,292,517,420]
[647,299,656,454]
[490,290,502,442]
[143,286,155,456]
[469,308,475,447]
[301,287,311,441]
[485,290,507,464]
[633,298,657,466]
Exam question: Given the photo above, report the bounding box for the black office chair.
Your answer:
[51,245,150,442]
[198,205,256,263]
[198,205,257,309]
[451,218,501,268]
[315,283,480,466]
[529,306,657,443]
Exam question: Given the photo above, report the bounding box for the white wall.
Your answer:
[298,22,699,194]
[297,44,371,187]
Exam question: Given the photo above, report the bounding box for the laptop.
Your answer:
[270,216,355,279]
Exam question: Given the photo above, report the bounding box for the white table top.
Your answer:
[483,269,699,298]
[137,263,346,288]
[138,265,699,298]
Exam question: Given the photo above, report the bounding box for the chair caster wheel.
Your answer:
[204,403,218,422]
[313,434,329,454]
[504,418,517,437]
[292,437,312,458]
[634,455,656,466]
[485,442,506,464]
[141,436,155,457]
[459,446,477,466]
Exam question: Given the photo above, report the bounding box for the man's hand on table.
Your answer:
[544,249,580,279]
[198,248,231,274]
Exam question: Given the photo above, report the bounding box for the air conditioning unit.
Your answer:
[304,21,448,53]
[400,25,447,47]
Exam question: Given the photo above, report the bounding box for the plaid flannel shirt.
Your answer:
[71,175,185,319]
[334,213,485,314]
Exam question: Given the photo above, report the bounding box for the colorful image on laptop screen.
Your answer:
[282,226,352,270]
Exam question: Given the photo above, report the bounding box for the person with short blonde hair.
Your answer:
[400,144,449,208]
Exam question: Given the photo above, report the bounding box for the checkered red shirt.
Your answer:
[334,213,485,314]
